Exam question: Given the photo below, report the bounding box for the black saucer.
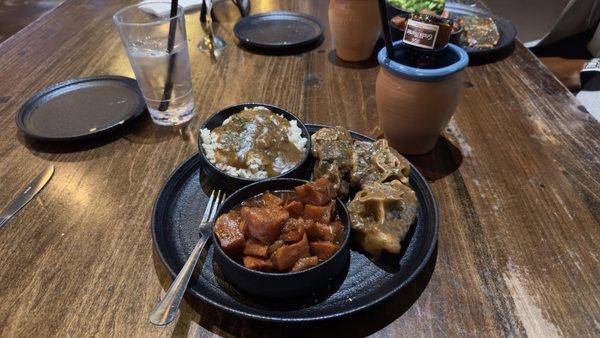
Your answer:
[233,11,324,52]
[16,76,146,141]
[445,3,517,61]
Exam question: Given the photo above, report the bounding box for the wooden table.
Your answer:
[0,0,598,336]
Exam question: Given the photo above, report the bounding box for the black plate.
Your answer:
[233,11,324,51]
[151,124,439,322]
[16,76,146,141]
[445,3,517,59]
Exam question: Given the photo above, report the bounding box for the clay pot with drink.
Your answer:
[375,12,469,154]
[329,0,381,62]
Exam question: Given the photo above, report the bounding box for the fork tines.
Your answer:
[202,190,225,224]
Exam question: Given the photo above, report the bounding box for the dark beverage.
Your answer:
[402,12,454,68]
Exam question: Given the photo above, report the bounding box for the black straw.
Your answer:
[158,0,179,112]
[377,0,396,62]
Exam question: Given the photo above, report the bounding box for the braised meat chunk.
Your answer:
[351,139,410,187]
[309,241,339,261]
[241,206,289,244]
[280,218,306,243]
[214,211,245,256]
[243,238,269,257]
[271,234,310,270]
[303,202,334,223]
[291,256,319,272]
[457,16,500,49]
[294,178,336,206]
[311,126,354,197]
[347,180,418,259]
[243,256,273,272]
[313,160,350,199]
[311,126,354,166]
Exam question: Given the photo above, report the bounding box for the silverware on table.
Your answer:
[198,0,227,53]
[0,165,54,231]
[149,190,225,325]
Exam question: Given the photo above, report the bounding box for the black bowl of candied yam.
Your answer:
[212,178,351,298]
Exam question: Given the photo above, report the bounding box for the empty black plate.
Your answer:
[16,76,146,141]
[151,124,439,322]
[233,11,324,51]
[445,3,517,60]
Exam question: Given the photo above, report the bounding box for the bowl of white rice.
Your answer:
[198,103,311,190]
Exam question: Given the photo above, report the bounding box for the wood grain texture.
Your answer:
[0,0,598,337]
[0,0,64,43]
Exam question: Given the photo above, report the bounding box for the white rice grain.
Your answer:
[200,109,306,179]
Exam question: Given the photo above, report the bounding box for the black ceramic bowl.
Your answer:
[212,178,351,298]
[198,103,311,192]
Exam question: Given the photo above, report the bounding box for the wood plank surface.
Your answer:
[0,0,598,337]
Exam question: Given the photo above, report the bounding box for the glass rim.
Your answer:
[113,1,184,27]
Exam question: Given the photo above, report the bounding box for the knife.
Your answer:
[0,165,54,231]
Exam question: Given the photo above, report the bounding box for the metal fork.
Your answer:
[149,190,225,325]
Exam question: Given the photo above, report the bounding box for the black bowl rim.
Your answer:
[197,103,312,183]
[212,177,352,277]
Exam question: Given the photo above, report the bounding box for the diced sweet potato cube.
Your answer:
[315,221,344,243]
[238,219,249,237]
[267,240,285,256]
[303,219,319,240]
[309,241,339,261]
[291,256,319,272]
[262,192,282,208]
[280,218,306,243]
[303,202,334,223]
[283,200,304,218]
[271,234,310,270]
[294,179,336,206]
[243,238,269,257]
[214,212,245,256]
[241,206,289,244]
[243,256,273,272]
[330,221,345,243]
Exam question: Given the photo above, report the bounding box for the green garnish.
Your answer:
[388,0,445,14]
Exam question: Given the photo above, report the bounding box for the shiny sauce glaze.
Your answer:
[214,179,344,272]
[212,107,304,177]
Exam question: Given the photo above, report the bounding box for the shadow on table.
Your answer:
[237,36,324,56]
[152,246,438,337]
[327,50,379,69]
[405,136,463,181]
[327,39,383,70]
[124,114,198,145]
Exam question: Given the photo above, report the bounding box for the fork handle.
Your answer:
[149,235,210,325]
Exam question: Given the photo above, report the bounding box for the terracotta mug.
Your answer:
[329,0,381,62]
[375,42,469,154]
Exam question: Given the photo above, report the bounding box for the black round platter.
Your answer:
[151,124,439,322]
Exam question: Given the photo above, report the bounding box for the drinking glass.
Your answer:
[114,2,195,126]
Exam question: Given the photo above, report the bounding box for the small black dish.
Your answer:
[212,178,351,298]
[197,103,312,192]
[444,3,516,62]
[233,11,324,52]
[16,76,146,142]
